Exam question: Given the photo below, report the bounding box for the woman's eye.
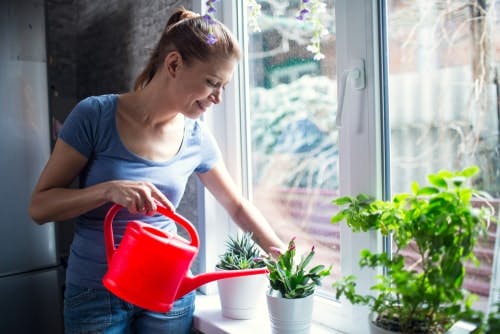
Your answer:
[207,80,218,87]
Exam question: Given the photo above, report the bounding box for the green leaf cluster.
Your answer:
[331,166,496,333]
[216,232,265,270]
[259,237,332,299]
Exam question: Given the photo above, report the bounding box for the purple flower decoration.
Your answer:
[202,14,214,24]
[296,8,310,20]
[204,0,218,26]
[206,33,217,45]
[205,0,218,16]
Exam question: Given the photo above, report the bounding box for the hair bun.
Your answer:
[166,7,200,29]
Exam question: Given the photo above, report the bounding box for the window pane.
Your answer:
[246,0,339,293]
[387,0,500,311]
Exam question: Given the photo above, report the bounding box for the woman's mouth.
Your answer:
[197,101,212,112]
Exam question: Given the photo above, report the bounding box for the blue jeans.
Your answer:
[63,283,195,334]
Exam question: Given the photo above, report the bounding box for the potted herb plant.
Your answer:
[215,231,267,319]
[331,166,496,334]
[259,237,332,334]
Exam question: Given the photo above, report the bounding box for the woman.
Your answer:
[29,8,284,334]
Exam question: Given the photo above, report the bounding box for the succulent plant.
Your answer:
[216,232,265,270]
[259,237,331,299]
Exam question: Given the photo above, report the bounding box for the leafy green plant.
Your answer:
[259,237,331,299]
[216,232,265,270]
[331,166,495,333]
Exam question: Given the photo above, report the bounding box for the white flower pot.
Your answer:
[216,270,267,320]
[266,292,314,334]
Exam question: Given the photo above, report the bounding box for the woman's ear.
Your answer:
[164,51,183,78]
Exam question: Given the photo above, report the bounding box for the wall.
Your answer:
[45,0,201,271]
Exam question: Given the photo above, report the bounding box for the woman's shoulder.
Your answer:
[67,94,118,127]
[76,94,117,113]
[61,94,118,135]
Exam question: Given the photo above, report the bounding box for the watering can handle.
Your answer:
[104,202,200,264]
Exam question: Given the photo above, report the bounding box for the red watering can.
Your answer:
[102,203,268,313]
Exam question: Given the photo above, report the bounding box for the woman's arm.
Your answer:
[29,139,172,224]
[197,161,286,254]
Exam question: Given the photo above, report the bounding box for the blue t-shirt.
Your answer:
[59,94,221,288]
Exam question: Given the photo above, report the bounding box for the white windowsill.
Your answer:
[193,294,340,334]
[193,294,478,334]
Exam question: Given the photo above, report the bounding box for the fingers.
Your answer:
[135,182,172,215]
[149,186,175,211]
[107,180,174,215]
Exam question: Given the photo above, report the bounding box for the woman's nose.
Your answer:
[209,88,222,104]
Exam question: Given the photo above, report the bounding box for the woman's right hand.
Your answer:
[105,180,174,215]
[30,139,176,224]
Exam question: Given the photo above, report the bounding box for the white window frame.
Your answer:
[193,0,246,295]
[195,1,389,332]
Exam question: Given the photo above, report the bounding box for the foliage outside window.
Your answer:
[386,0,500,313]
[203,0,330,60]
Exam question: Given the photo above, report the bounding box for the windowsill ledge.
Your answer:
[193,294,480,334]
[193,294,338,334]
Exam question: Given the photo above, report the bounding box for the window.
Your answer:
[199,0,499,332]
[246,0,339,292]
[386,0,500,312]
[201,1,383,332]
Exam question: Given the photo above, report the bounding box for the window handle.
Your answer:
[335,59,366,128]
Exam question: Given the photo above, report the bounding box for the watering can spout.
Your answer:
[176,268,269,299]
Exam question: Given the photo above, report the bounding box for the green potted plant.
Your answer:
[215,232,267,319]
[331,166,496,334]
[259,237,332,334]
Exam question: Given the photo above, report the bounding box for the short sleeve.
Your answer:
[195,120,222,173]
[58,97,100,158]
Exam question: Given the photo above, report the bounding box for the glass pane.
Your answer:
[387,0,500,312]
[246,0,339,293]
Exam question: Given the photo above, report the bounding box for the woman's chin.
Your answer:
[183,110,204,120]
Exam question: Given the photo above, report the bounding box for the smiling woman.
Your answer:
[29,6,285,334]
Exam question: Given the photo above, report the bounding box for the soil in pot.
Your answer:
[371,312,443,334]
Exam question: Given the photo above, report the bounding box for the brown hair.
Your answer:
[133,8,241,91]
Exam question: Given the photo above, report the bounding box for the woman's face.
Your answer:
[174,55,237,119]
